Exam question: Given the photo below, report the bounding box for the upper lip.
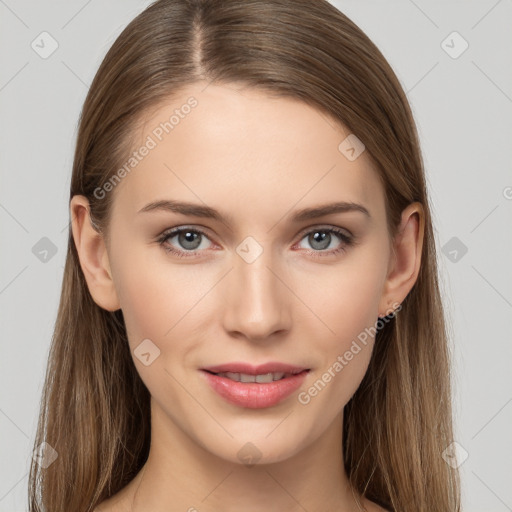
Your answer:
[202,362,309,375]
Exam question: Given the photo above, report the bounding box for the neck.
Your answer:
[121,399,364,512]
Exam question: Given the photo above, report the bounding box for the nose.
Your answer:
[221,246,292,342]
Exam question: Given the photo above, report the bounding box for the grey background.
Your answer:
[1,1,511,510]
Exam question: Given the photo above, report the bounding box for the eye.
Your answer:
[157,225,355,259]
[157,227,214,258]
[295,226,354,257]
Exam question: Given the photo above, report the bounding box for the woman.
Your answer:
[29,1,461,511]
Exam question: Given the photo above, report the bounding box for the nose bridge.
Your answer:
[222,237,290,339]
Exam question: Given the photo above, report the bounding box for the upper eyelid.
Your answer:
[159,225,214,243]
[296,224,353,238]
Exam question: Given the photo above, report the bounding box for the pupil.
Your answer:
[180,231,200,249]
[311,231,330,250]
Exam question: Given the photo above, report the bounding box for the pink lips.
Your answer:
[200,362,310,409]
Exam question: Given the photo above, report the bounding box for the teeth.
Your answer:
[217,372,286,383]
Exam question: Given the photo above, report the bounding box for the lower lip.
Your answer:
[201,370,309,409]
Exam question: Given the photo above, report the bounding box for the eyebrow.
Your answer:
[137,199,371,225]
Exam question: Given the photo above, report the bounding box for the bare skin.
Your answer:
[72,81,423,512]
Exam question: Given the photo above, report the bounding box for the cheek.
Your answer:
[111,239,202,342]
[110,247,204,394]
[297,242,388,401]
[299,241,388,342]
[114,266,167,342]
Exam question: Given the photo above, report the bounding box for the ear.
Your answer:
[70,195,121,312]
[378,202,425,317]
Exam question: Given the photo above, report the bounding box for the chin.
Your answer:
[201,432,307,467]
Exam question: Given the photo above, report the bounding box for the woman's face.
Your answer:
[95,82,397,464]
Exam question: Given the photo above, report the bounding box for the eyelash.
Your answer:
[156,225,355,260]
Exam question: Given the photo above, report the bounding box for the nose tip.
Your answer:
[221,250,291,342]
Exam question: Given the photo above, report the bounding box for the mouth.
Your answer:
[200,363,311,409]
[201,362,310,382]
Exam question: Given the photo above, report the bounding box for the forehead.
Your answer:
[110,82,385,226]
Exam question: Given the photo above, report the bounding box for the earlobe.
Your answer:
[378,202,425,317]
[70,195,121,312]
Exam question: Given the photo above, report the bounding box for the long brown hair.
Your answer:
[28,1,461,510]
